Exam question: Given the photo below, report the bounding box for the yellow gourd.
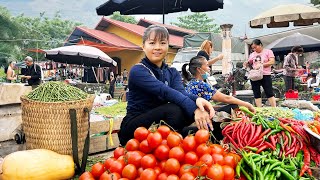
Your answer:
[1,149,75,180]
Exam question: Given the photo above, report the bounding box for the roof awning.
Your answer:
[77,39,142,53]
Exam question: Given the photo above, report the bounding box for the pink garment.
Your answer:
[248,49,275,75]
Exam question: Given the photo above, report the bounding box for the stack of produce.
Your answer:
[223,106,320,179]
[27,81,87,102]
[79,124,240,180]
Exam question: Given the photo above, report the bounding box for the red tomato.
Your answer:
[90,162,105,179]
[140,168,156,180]
[210,144,225,155]
[200,153,213,167]
[194,129,209,144]
[196,143,212,157]
[169,146,185,162]
[224,153,237,169]
[137,167,144,176]
[180,172,196,180]
[207,164,224,180]
[184,151,198,165]
[178,164,192,177]
[158,160,166,170]
[222,165,235,180]
[154,144,170,161]
[190,161,207,177]
[79,171,94,180]
[164,158,180,175]
[157,172,168,180]
[228,152,241,165]
[114,147,126,159]
[126,139,140,151]
[161,139,167,145]
[154,166,161,176]
[134,127,150,142]
[147,132,163,149]
[104,157,116,170]
[182,135,196,152]
[167,174,179,180]
[109,160,125,174]
[127,151,143,168]
[141,154,157,169]
[139,140,152,154]
[99,172,120,180]
[122,164,138,180]
[157,125,171,139]
[119,178,129,180]
[212,153,225,165]
[167,132,182,148]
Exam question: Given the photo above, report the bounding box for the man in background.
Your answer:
[122,68,128,84]
[21,56,41,86]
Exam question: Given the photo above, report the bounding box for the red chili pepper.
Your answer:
[256,144,269,154]
[282,131,288,147]
[285,147,295,157]
[249,138,263,147]
[268,135,276,148]
[264,141,276,151]
[300,145,311,177]
[248,125,262,146]
[291,126,310,144]
[293,144,300,157]
[225,134,240,150]
[258,128,271,139]
[231,122,241,140]
[290,133,297,149]
[245,124,255,145]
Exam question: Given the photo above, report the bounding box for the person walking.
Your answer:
[244,39,276,107]
[283,46,304,91]
[109,74,116,98]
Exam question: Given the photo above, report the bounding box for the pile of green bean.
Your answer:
[27,82,88,102]
[255,107,294,119]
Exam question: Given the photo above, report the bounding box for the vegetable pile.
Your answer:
[222,106,320,179]
[79,125,241,180]
[27,82,87,102]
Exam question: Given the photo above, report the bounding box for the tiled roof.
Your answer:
[71,26,141,50]
[95,17,183,48]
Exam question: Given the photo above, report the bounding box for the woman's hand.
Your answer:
[217,54,224,60]
[194,108,213,131]
[196,98,215,119]
[245,102,256,114]
[243,61,248,68]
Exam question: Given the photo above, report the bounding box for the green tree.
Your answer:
[171,12,220,33]
[0,6,22,66]
[311,0,320,6]
[110,11,137,24]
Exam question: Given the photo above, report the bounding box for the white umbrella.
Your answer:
[44,45,117,67]
[250,4,320,28]
[265,32,320,52]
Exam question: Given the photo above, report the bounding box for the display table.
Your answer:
[0,83,32,141]
[0,83,32,105]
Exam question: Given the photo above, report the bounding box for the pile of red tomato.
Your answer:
[79,125,241,180]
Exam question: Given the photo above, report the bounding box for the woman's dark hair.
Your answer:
[4,61,13,74]
[291,46,304,53]
[142,25,169,44]
[251,39,263,46]
[181,56,206,81]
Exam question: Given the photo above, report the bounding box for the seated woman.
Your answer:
[5,61,17,83]
[182,56,256,140]
[118,25,214,145]
[307,71,320,90]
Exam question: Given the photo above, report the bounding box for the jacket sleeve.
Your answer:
[283,55,295,71]
[30,65,41,80]
[130,65,197,119]
[169,68,199,102]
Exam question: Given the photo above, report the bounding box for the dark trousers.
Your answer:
[118,103,192,145]
[284,76,295,91]
[109,86,114,98]
[118,103,238,145]
[251,75,274,98]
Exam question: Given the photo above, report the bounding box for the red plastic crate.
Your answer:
[285,89,299,99]
[313,94,320,101]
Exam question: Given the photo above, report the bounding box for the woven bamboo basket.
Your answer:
[20,95,95,159]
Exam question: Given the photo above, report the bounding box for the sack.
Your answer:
[247,67,263,81]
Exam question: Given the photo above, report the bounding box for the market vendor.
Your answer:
[118,25,215,145]
[21,56,42,86]
[182,56,256,140]
[307,71,320,90]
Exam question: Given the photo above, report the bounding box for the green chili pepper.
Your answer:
[273,167,295,180]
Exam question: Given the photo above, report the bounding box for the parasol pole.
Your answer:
[162,0,165,24]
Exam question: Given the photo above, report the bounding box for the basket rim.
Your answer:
[20,94,95,104]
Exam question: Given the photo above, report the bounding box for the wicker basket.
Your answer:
[20,95,95,159]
